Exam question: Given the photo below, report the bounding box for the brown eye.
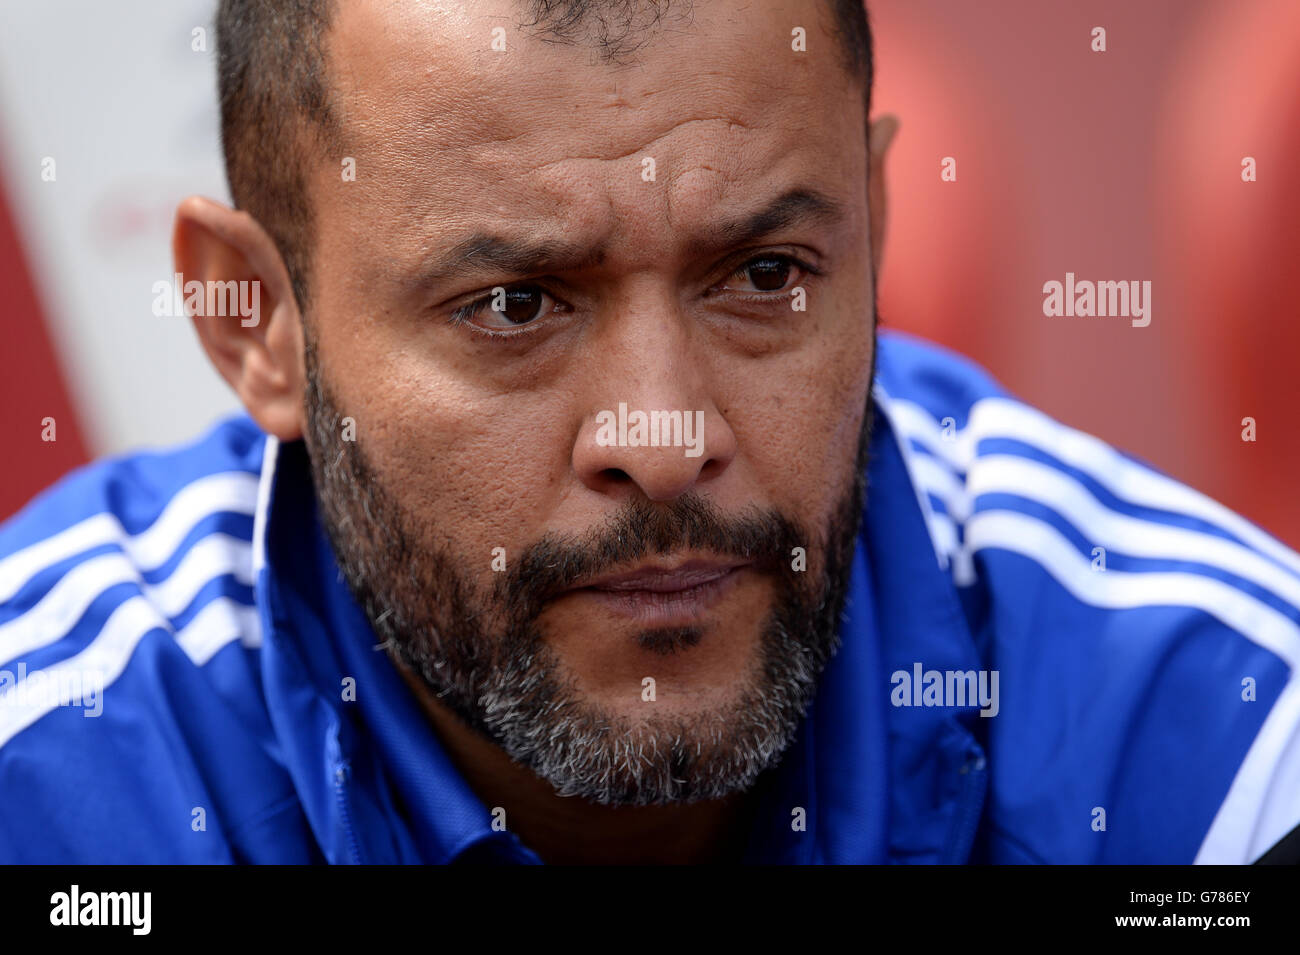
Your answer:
[743,256,793,291]
[709,253,814,299]
[494,286,548,325]
[454,284,558,329]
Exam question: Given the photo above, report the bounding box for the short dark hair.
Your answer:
[215,0,873,314]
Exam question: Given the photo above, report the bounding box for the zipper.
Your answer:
[943,747,988,863]
[333,761,362,865]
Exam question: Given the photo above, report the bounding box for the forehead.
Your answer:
[329,0,848,128]
[320,0,865,274]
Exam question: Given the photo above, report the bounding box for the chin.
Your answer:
[551,619,765,706]
[542,572,774,689]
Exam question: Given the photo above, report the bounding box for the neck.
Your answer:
[396,665,757,864]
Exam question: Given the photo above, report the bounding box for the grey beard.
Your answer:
[301,332,872,805]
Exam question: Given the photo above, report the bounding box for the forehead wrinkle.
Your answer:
[526,113,752,170]
[403,180,845,294]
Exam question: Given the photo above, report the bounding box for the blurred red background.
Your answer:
[1,0,1297,550]
[871,0,1300,549]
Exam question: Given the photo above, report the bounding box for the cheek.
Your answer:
[316,271,581,573]
[338,359,579,589]
[719,318,873,533]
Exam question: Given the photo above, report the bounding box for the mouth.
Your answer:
[563,558,752,627]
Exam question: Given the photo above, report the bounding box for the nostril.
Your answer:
[697,457,729,482]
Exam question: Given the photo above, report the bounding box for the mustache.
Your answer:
[495,492,809,621]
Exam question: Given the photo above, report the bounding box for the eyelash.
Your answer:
[712,252,823,304]
[447,251,822,338]
[448,287,563,335]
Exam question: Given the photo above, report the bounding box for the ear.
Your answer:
[171,195,306,441]
[867,114,899,279]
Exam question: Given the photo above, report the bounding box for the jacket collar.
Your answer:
[253,436,532,863]
[866,384,990,863]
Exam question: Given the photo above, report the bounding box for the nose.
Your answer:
[573,402,737,501]
[571,292,737,502]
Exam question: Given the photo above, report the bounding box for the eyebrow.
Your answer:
[415,235,605,289]
[686,187,848,257]
[412,187,847,289]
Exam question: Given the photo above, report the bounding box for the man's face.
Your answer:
[301,0,876,804]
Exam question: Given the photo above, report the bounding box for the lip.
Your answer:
[575,558,751,593]
[565,558,751,627]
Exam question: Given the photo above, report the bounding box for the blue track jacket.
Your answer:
[1,329,1297,864]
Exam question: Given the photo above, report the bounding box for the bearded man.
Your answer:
[1,0,1297,865]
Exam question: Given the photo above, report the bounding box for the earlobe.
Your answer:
[867,114,899,279]
[171,196,306,441]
